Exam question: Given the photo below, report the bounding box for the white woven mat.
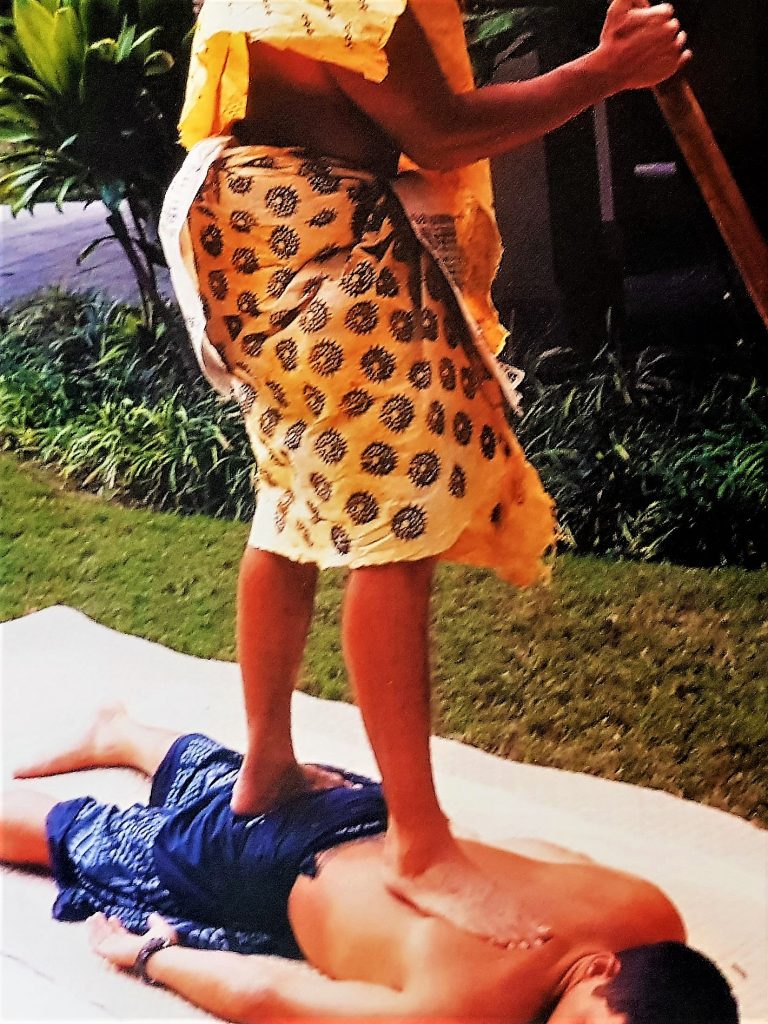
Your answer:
[2,607,766,1021]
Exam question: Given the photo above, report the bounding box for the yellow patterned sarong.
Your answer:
[160,0,556,585]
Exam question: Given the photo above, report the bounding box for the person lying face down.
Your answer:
[2,706,738,1023]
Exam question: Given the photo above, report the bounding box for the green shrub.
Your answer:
[0,290,255,517]
[2,291,767,568]
[517,347,768,567]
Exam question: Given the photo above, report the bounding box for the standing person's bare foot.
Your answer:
[229,760,352,815]
[383,833,553,950]
[13,704,130,778]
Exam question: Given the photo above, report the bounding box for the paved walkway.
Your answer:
[1,202,170,306]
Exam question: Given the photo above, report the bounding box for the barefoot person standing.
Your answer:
[160,0,691,947]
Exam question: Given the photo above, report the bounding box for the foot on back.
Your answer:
[13,704,129,778]
[230,761,351,816]
[384,842,553,950]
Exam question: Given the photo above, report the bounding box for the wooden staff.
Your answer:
[652,74,768,330]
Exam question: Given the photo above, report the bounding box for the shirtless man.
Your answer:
[186,0,694,947]
[2,706,738,1022]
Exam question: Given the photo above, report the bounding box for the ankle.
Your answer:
[92,705,132,761]
[383,814,455,877]
[241,745,299,775]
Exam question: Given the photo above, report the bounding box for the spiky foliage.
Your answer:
[0,0,194,319]
[462,3,555,85]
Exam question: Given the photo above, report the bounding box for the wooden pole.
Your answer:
[652,75,768,330]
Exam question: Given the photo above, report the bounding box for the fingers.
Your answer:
[627,4,693,62]
[499,924,554,952]
[631,5,678,29]
[678,47,693,67]
[87,912,114,952]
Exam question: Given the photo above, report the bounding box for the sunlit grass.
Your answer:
[2,453,766,824]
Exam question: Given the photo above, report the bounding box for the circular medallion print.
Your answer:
[208,269,228,300]
[276,338,298,371]
[200,224,223,257]
[345,301,379,335]
[265,185,299,218]
[361,346,396,383]
[345,491,379,526]
[341,389,374,417]
[310,472,332,501]
[331,524,351,554]
[243,333,267,358]
[380,395,415,434]
[449,465,467,498]
[232,247,260,274]
[408,452,441,488]
[269,226,300,260]
[310,340,344,377]
[303,385,326,417]
[392,505,427,541]
[453,411,473,446]
[314,429,347,465]
[408,361,432,391]
[361,442,398,477]
[284,420,307,451]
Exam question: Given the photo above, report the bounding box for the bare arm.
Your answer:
[148,948,416,1020]
[329,0,691,171]
[88,914,414,1021]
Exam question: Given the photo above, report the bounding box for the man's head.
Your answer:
[547,942,739,1024]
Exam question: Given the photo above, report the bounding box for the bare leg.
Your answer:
[343,559,551,949]
[3,706,181,868]
[14,705,182,780]
[0,789,56,867]
[231,547,345,814]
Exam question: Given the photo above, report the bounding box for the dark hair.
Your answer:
[595,942,739,1024]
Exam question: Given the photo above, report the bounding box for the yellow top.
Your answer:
[180,0,408,148]
[178,0,507,355]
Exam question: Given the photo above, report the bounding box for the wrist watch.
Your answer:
[132,936,175,985]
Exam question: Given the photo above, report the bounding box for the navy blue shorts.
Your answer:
[46,734,386,956]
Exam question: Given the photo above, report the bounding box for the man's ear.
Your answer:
[584,952,621,980]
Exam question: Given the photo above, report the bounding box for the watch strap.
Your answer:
[133,936,174,985]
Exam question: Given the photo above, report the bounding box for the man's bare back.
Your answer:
[288,834,685,1020]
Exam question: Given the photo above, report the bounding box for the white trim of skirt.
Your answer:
[160,136,235,398]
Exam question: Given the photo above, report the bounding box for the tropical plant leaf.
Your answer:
[76,233,115,263]
[55,171,79,208]
[13,0,62,93]
[143,47,171,75]
[10,172,48,210]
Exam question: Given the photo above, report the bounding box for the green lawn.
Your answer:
[2,452,766,824]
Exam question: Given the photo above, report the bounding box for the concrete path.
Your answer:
[0,202,170,306]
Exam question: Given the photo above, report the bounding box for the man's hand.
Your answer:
[88,912,178,970]
[596,0,692,92]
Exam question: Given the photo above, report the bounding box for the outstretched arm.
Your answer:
[330,0,691,171]
[88,914,414,1021]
